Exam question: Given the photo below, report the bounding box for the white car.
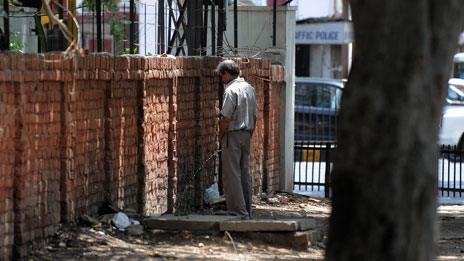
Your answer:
[439,78,464,147]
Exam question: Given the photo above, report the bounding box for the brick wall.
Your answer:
[198,57,222,195]
[0,55,16,260]
[241,59,270,193]
[143,77,171,215]
[109,57,141,214]
[268,65,285,191]
[12,54,63,256]
[0,54,285,259]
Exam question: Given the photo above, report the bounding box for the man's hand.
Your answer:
[251,115,257,137]
[219,117,230,141]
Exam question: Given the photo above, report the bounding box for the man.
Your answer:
[217,60,258,219]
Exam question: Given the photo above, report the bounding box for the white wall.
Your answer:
[292,0,342,20]
[225,7,273,54]
[281,8,297,192]
[308,45,346,78]
[9,7,38,53]
[138,1,159,55]
[309,45,323,76]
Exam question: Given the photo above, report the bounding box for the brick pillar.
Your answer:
[0,54,16,260]
[13,54,62,258]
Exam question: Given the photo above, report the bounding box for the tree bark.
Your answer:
[326,1,464,261]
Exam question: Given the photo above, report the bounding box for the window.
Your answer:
[330,45,342,79]
[454,63,464,79]
[295,45,310,77]
[447,85,464,104]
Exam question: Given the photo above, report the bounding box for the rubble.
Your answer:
[126,225,144,236]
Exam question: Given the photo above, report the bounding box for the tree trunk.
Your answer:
[326,1,464,261]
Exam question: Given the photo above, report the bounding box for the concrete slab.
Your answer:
[240,230,320,250]
[219,218,316,232]
[144,214,240,231]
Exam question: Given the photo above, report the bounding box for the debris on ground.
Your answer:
[112,212,131,231]
[204,183,220,206]
[79,214,101,228]
[126,224,144,236]
[28,192,464,260]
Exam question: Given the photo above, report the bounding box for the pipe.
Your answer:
[273,0,276,47]
[234,0,237,51]
[129,0,135,54]
[158,0,165,54]
[3,0,9,50]
[96,0,102,52]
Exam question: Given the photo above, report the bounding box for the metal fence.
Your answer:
[3,0,277,57]
[74,1,269,57]
[4,0,287,58]
[438,145,464,197]
[75,1,182,55]
[294,143,464,199]
[293,141,336,198]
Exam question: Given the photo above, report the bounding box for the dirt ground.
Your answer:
[28,193,464,261]
[437,205,464,260]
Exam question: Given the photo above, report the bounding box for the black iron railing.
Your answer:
[293,141,336,198]
[294,143,464,199]
[438,145,464,197]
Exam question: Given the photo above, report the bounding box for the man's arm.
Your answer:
[219,116,230,141]
[219,89,235,141]
[251,115,256,137]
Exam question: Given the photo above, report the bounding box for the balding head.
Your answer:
[216,60,240,77]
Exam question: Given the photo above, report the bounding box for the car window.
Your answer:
[452,84,464,94]
[453,62,464,79]
[295,82,342,109]
[333,89,342,109]
[447,85,464,104]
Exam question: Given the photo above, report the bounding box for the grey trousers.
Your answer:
[221,131,252,217]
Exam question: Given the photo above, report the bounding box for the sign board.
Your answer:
[295,22,354,45]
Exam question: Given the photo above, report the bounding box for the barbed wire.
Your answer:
[9,2,282,58]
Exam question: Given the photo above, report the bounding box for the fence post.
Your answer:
[96,0,102,52]
[129,0,136,54]
[2,0,8,50]
[211,1,216,55]
[217,0,224,56]
[158,0,165,54]
[324,143,331,198]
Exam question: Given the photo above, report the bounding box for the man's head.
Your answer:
[216,60,240,84]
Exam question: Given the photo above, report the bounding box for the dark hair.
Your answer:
[216,60,240,77]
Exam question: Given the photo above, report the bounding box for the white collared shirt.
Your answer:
[221,77,258,131]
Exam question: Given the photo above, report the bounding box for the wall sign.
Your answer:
[296,21,354,45]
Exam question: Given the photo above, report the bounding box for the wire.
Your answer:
[11,1,283,57]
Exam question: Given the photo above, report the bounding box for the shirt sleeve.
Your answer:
[221,89,236,118]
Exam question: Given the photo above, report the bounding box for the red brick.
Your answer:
[0,55,281,259]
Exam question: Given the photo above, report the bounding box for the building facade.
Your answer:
[294,0,352,79]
